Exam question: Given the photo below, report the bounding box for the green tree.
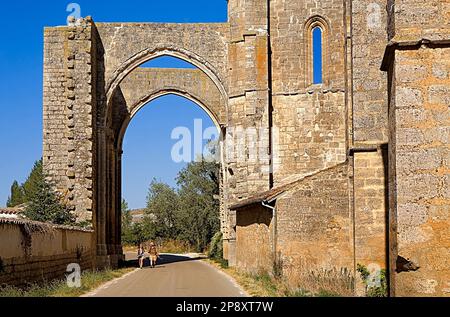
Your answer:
[145,179,180,240]
[23,175,75,225]
[176,160,220,252]
[128,149,221,251]
[5,159,43,207]
[121,199,134,244]
[130,222,151,245]
[6,181,25,207]
[22,159,43,202]
[121,199,131,227]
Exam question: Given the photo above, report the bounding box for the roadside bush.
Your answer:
[208,232,223,260]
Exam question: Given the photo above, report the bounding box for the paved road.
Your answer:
[86,253,246,297]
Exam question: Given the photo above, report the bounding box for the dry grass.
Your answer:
[205,259,280,297]
[0,268,135,297]
[285,267,354,297]
[205,259,351,297]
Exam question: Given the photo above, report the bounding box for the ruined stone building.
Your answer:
[42,0,449,296]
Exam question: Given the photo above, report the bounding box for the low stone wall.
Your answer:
[236,205,273,274]
[0,219,94,287]
[234,164,356,295]
[275,164,354,295]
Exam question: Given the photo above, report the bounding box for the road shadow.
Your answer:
[120,253,205,269]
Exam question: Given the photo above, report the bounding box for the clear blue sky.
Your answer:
[0,1,227,208]
[313,27,323,84]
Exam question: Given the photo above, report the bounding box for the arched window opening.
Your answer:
[312,26,323,84]
[304,15,329,87]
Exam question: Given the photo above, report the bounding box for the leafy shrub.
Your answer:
[208,232,223,260]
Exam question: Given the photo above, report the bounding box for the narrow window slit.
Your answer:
[312,26,323,84]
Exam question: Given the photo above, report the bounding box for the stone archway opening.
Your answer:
[120,92,222,249]
[96,54,228,267]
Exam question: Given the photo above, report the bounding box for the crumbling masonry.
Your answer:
[43,0,449,296]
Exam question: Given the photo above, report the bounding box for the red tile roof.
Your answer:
[0,208,23,215]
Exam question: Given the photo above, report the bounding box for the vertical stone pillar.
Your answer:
[224,0,272,265]
[350,0,390,295]
[91,26,124,269]
[69,19,96,223]
[382,0,450,297]
[351,0,389,144]
[353,147,389,295]
[95,127,108,266]
[43,17,96,223]
[116,150,124,262]
[43,28,70,199]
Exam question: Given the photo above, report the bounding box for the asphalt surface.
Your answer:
[86,253,246,297]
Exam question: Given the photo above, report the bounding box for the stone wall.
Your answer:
[233,164,354,294]
[351,0,390,296]
[227,0,271,201]
[43,19,96,223]
[353,149,388,295]
[118,67,226,129]
[233,157,390,296]
[0,219,94,287]
[43,27,72,215]
[275,164,354,295]
[383,0,450,297]
[272,91,347,184]
[225,0,272,258]
[385,45,450,296]
[235,205,273,274]
[352,0,389,144]
[388,0,450,42]
[270,0,346,92]
[270,0,348,185]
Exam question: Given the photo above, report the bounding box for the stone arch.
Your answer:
[105,46,228,126]
[117,88,223,151]
[110,66,227,149]
[97,56,229,267]
[304,15,331,87]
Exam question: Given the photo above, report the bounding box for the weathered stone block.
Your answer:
[396,87,423,108]
[428,85,450,105]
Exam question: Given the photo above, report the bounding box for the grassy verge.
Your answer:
[0,267,135,297]
[205,259,279,297]
[205,259,341,297]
